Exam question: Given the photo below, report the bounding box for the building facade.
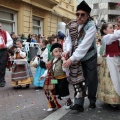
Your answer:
[0,0,76,37]
[86,0,120,26]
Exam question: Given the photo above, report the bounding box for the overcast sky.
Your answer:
[76,0,82,5]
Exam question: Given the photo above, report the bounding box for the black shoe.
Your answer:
[26,84,30,88]
[89,103,96,109]
[110,104,119,109]
[0,81,6,87]
[70,104,84,112]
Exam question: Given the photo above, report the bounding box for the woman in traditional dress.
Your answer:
[97,23,120,108]
[11,39,33,88]
[33,40,48,88]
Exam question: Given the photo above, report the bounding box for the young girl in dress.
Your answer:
[33,40,48,88]
[97,23,120,108]
[11,39,33,88]
[40,43,72,111]
[47,35,57,61]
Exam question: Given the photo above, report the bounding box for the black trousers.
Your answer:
[0,49,7,83]
[74,53,98,106]
[54,77,70,99]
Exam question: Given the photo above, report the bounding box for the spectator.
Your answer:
[0,23,13,87]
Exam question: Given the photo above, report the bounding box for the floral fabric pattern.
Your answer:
[97,58,120,104]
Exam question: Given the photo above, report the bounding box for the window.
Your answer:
[33,16,43,35]
[93,3,99,9]
[0,8,17,34]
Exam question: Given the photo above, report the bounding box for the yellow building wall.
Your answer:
[0,0,76,37]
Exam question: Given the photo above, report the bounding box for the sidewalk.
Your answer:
[44,98,120,120]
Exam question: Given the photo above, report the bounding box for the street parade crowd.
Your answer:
[0,0,120,113]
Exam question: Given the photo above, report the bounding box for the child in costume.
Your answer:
[40,43,72,111]
[11,39,33,88]
[33,40,48,88]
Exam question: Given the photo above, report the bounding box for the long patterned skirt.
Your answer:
[97,58,120,104]
[11,62,33,87]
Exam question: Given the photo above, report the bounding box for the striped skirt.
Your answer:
[11,62,33,86]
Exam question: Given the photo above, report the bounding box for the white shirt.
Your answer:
[65,24,96,61]
[0,31,13,49]
[37,47,48,63]
[102,30,120,53]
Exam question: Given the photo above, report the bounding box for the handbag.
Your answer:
[30,56,40,68]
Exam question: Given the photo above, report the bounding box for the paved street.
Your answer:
[0,67,120,120]
[0,67,72,120]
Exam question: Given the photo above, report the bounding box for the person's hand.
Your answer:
[17,48,21,52]
[40,76,45,80]
[62,51,70,59]
[63,59,72,68]
[61,56,66,61]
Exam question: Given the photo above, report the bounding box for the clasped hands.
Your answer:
[62,51,72,68]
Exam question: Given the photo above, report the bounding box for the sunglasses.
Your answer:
[76,13,86,17]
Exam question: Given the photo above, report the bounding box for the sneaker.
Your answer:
[65,102,72,110]
[47,108,56,112]
[70,104,84,112]
[89,103,96,109]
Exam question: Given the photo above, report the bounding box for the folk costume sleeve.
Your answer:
[37,47,41,56]
[41,70,48,77]
[70,25,96,61]
[41,48,48,63]
[65,30,72,52]
[102,30,120,45]
[6,31,13,49]
[19,50,26,58]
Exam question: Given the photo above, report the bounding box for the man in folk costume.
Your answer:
[63,0,98,112]
[0,23,13,87]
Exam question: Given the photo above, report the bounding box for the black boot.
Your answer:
[89,103,96,109]
[70,104,84,112]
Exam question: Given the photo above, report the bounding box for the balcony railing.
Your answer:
[108,10,120,15]
[58,0,75,12]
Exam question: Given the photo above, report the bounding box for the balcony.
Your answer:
[91,9,108,16]
[108,14,118,24]
[58,0,75,12]
[108,10,120,15]
[108,2,120,10]
[109,0,120,3]
[21,0,60,11]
